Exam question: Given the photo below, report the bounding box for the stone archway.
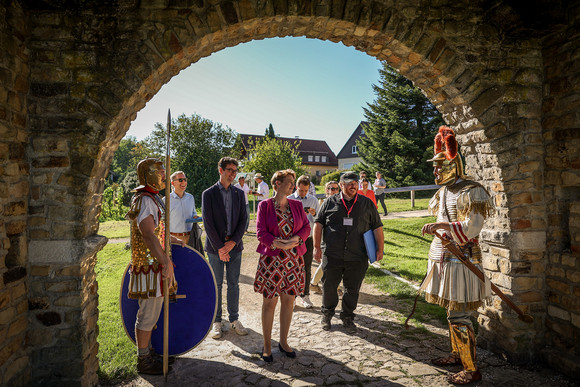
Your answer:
[1,0,578,384]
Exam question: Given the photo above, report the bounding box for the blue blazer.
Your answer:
[201,182,248,255]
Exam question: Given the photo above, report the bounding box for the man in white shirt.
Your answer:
[288,175,320,309]
[251,173,269,202]
[234,174,250,232]
[166,171,199,246]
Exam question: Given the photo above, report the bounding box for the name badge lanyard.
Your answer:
[341,193,358,227]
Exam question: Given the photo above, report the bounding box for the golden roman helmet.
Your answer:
[135,158,165,191]
[427,126,465,186]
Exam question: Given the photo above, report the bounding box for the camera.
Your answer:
[304,207,310,213]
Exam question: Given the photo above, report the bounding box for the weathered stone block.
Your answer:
[566,270,580,283]
[548,305,570,321]
[7,315,27,338]
[0,307,15,325]
[547,278,570,294]
[562,171,580,186]
[46,280,79,293]
[54,295,81,308]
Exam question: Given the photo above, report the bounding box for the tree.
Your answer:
[109,136,153,187]
[145,113,237,204]
[357,63,444,187]
[265,123,276,138]
[242,136,306,184]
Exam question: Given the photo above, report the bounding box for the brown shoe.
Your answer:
[137,354,167,375]
[321,314,332,331]
[432,354,461,366]
[448,370,482,385]
[150,348,175,365]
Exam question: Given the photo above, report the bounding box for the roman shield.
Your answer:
[120,244,217,355]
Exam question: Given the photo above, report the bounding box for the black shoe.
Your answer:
[261,348,273,363]
[342,318,357,333]
[278,343,296,358]
[321,314,332,331]
[150,348,175,365]
[137,354,168,375]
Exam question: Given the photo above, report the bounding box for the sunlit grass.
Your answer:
[365,216,448,327]
[95,243,136,383]
[99,220,130,239]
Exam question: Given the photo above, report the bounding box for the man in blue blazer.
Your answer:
[202,157,249,339]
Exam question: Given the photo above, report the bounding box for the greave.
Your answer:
[448,323,460,357]
[450,323,477,372]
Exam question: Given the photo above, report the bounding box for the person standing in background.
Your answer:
[288,175,320,309]
[166,171,200,247]
[373,171,388,216]
[234,174,251,232]
[251,173,270,202]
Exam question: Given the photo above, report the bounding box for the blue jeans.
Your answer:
[208,251,242,323]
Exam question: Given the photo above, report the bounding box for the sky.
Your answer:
[126,37,382,155]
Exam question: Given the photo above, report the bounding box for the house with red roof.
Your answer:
[237,134,338,182]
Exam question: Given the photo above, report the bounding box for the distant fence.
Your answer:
[315,184,440,208]
[383,184,439,208]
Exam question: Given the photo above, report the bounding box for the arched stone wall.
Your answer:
[0,0,577,384]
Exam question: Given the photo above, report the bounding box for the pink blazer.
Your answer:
[256,198,311,256]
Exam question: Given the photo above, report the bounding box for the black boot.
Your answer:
[321,314,332,331]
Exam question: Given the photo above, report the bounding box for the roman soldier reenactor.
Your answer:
[420,126,494,385]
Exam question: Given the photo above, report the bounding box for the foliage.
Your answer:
[264,123,276,138]
[119,170,138,207]
[357,63,444,188]
[145,113,237,205]
[320,169,345,185]
[242,136,306,184]
[99,185,129,221]
[108,136,154,189]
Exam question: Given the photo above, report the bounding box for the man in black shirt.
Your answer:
[313,171,384,333]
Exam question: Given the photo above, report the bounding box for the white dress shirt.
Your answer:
[165,191,197,233]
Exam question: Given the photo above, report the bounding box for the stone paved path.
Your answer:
[115,214,575,387]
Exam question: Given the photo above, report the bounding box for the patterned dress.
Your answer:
[254,204,305,298]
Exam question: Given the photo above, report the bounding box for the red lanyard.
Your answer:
[340,193,358,217]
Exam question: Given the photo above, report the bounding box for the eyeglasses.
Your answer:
[329,187,339,191]
[224,167,238,174]
[174,178,187,182]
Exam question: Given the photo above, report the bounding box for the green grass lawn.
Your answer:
[99,220,131,239]
[95,243,136,383]
[364,216,449,328]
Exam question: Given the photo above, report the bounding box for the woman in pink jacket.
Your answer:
[254,169,311,362]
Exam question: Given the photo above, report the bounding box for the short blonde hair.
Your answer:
[170,170,186,181]
[271,169,296,189]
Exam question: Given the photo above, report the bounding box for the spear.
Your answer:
[163,109,171,380]
[433,231,534,324]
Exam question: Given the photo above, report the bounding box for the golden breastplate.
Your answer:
[127,192,166,268]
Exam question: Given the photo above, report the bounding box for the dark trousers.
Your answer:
[301,237,313,296]
[321,260,368,319]
[376,193,387,214]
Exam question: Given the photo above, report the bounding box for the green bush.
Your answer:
[99,185,129,221]
[320,170,345,186]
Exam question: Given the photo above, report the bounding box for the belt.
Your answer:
[170,231,191,236]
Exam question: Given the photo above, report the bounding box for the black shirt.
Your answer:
[314,192,382,264]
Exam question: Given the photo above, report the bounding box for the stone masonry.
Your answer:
[0,0,578,385]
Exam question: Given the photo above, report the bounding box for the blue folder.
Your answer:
[363,229,377,263]
[185,217,203,223]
